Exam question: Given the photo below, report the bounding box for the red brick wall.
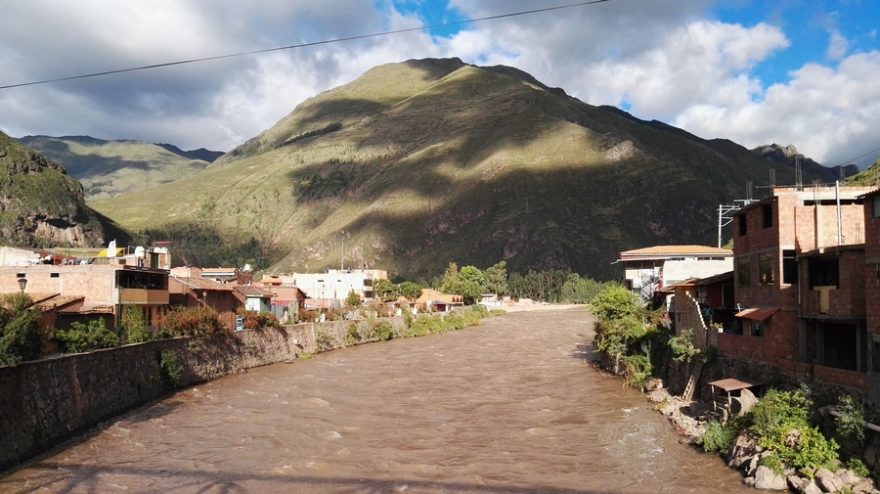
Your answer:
[800,250,866,318]
[715,310,798,364]
[865,196,880,336]
[813,364,869,392]
[0,265,117,304]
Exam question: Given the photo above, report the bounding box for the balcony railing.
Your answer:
[119,288,169,305]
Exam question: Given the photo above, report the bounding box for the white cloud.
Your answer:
[675,51,880,165]
[826,29,850,60]
[0,0,877,169]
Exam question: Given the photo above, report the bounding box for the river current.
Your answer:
[1,308,751,493]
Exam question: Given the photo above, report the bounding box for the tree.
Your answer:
[440,262,460,294]
[373,279,397,302]
[121,304,150,344]
[398,281,423,301]
[458,265,486,305]
[345,289,362,308]
[0,294,42,366]
[484,261,508,297]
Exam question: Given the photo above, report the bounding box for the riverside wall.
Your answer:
[0,317,405,471]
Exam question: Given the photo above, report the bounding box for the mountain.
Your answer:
[18,135,220,199]
[752,143,858,183]
[0,132,129,247]
[90,58,833,280]
[845,159,880,186]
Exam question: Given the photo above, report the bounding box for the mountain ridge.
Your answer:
[91,58,836,279]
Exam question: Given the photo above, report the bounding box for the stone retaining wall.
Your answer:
[0,317,405,471]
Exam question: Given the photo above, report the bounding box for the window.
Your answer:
[759,253,776,286]
[762,204,773,228]
[782,250,798,284]
[50,272,60,278]
[737,257,751,286]
[738,213,747,236]
[808,258,839,289]
[750,321,765,337]
[873,196,880,218]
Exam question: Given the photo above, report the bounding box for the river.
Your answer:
[0,308,751,493]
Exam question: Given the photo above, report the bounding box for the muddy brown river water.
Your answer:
[1,309,752,493]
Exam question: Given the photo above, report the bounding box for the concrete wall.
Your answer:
[0,316,405,471]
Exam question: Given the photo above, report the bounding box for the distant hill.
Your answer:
[752,143,858,183]
[91,58,834,279]
[845,159,880,186]
[18,135,220,199]
[0,132,129,247]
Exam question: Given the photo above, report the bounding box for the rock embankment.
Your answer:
[643,381,879,493]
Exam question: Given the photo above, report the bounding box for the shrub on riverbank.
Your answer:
[53,319,119,353]
[0,294,42,366]
[159,306,227,339]
[403,306,497,338]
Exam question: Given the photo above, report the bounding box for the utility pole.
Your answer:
[340,230,345,271]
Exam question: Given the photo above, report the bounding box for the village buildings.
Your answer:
[647,185,880,402]
[617,245,733,303]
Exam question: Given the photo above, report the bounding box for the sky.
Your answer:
[0,0,878,167]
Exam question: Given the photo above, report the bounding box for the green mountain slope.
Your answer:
[18,135,218,199]
[91,58,831,279]
[845,159,880,186]
[0,132,129,247]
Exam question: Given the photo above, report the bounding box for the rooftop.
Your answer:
[618,245,732,260]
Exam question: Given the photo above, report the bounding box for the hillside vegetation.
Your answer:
[846,159,880,186]
[91,58,831,279]
[19,135,218,199]
[0,132,127,247]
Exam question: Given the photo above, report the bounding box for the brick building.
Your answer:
[0,264,169,330]
[719,185,876,394]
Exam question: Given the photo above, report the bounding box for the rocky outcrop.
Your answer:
[0,131,123,247]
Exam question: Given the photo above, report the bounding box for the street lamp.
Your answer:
[17,277,27,293]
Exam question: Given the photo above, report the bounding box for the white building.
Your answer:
[284,269,388,305]
[617,245,733,303]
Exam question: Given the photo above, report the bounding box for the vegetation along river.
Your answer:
[1,309,752,493]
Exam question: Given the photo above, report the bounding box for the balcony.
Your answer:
[119,288,169,305]
[801,286,864,318]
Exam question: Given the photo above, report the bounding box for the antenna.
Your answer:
[746,180,753,202]
[795,155,803,191]
[769,169,776,187]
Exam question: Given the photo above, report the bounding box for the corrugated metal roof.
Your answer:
[735,307,778,321]
[171,277,234,291]
[235,285,273,297]
[618,245,733,259]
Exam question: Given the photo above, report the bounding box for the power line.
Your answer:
[0,0,611,90]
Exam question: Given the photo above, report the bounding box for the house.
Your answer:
[617,245,733,303]
[168,275,241,330]
[718,184,876,394]
[416,288,464,313]
[263,286,306,323]
[668,271,735,350]
[201,267,242,284]
[861,189,880,401]
[0,264,169,331]
[0,246,40,266]
[286,269,388,305]
[235,285,273,313]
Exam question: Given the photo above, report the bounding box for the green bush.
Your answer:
[373,321,394,341]
[121,305,151,344]
[315,331,335,352]
[444,313,466,330]
[343,323,362,347]
[701,420,736,453]
[0,294,42,366]
[160,306,227,338]
[749,388,839,475]
[159,350,183,388]
[668,329,701,363]
[760,453,785,476]
[622,352,651,387]
[589,284,643,322]
[53,319,119,353]
[846,457,870,478]
[834,394,866,445]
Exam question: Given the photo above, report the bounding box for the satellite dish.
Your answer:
[242,263,253,272]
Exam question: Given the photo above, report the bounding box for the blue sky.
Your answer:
[0,0,878,166]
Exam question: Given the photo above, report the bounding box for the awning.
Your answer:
[708,378,760,392]
[735,307,779,321]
